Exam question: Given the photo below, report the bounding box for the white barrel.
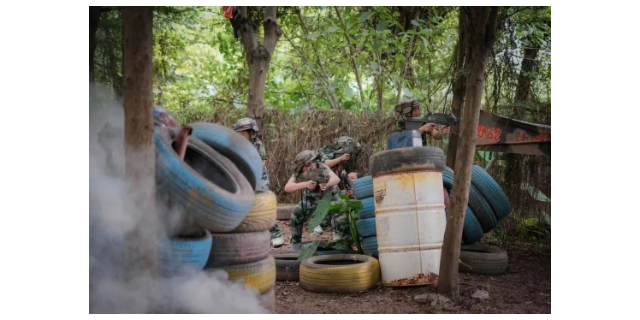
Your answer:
[370,147,446,286]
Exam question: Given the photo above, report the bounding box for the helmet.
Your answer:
[233,118,259,132]
[394,99,421,117]
[332,136,362,154]
[293,150,320,174]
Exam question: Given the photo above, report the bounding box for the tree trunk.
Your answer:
[446,9,468,170]
[123,6,157,278]
[438,6,500,301]
[90,6,102,83]
[238,7,282,137]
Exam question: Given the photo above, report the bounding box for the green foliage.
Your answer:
[307,193,333,233]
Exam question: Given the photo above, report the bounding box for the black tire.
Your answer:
[191,122,263,190]
[370,146,445,177]
[471,165,511,221]
[272,250,301,281]
[155,128,255,232]
[205,230,271,268]
[459,244,508,275]
[290,242,346,255]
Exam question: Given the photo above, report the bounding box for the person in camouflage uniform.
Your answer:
[318,136,363,240]
[233,118,284,247]
[285,150,342,244]
[394,99,450,146]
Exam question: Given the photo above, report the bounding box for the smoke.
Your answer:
[89,85,267,313]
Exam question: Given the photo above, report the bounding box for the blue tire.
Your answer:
[190,122,263,190]
[471,165,511,221]
[155,129,255,232]
[353,176,374,200]
[444,206,484,245]
[442,166,494,237]
[357,197,375,219]
[159,230,212,276]
[356,217,377,238]
[361,236,378,257]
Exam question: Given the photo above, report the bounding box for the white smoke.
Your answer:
[89,85,267,313]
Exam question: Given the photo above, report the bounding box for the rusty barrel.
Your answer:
[369,146,446,286]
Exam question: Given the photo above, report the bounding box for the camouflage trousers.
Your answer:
[270,222,282,239]
[289,194,352,244]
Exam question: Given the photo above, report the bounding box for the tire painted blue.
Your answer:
[442,166,454,191]
[155,130,255,232]
[462,207,484,244]
[471,165,511,221]
[361,236,378,257]
[356,217,377,238]
[357,197,375,219]
[468,184,498,232]
[353,176,374,200]
[190,122,263,190]
[159,230,212,276]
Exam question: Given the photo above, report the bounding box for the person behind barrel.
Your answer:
[318,136,362,239]
[284,150,341,245]
[395,99,450,145]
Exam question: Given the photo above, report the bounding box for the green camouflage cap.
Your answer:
[293,150,320,174]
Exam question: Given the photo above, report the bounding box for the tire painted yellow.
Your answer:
[232,191,277,233]
[225,255,276,293]
[299,254,380,293]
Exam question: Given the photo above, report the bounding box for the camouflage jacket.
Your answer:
[253,138,268,161]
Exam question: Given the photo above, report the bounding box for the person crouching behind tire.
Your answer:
[285,150,342,245]
[233,117,285,248]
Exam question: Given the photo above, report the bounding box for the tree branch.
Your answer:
[263,6,282,53]
[237,6,258,64]
[485,7,500,49]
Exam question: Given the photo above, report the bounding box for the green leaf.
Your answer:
[360,11,375,23]
[376,21,389,31]
[347,199,363,210]
[307,33,322,40]
[361,101,370,109]
[327,26,338,33]
[298,241,320,262]
[308,193,333,232]
[420,36,429,52]
[345,86,354,99]
[371,62,380,70]
[403,88,413,98]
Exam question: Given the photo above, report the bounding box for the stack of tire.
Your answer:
[154,123,275,312]
[441,165,511,245]
[353,176,378,257]
[442,165,511,275]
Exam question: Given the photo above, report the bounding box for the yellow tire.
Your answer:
[225,255,276,293]
[232,191,277,233]
[299,254,380,293]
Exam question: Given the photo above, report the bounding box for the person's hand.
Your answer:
[305,181,318,190]
[319,183,328,191]
[262,160,267,167]
[439,126,450,135]
[346,190,354,197]
[340,153,351,162]
[419,123,437,133]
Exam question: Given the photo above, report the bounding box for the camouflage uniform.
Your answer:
[315,136,362,242]
[233,118,281,240]
[289,161,342,244]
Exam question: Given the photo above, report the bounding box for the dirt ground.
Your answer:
[270,220,551,314]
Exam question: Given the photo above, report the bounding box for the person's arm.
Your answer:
[318,169,341,191]
[418,123,437,135]
[324,153,350,168]
[284,176,316,193]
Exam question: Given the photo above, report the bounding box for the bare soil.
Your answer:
[270,220,551,314]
